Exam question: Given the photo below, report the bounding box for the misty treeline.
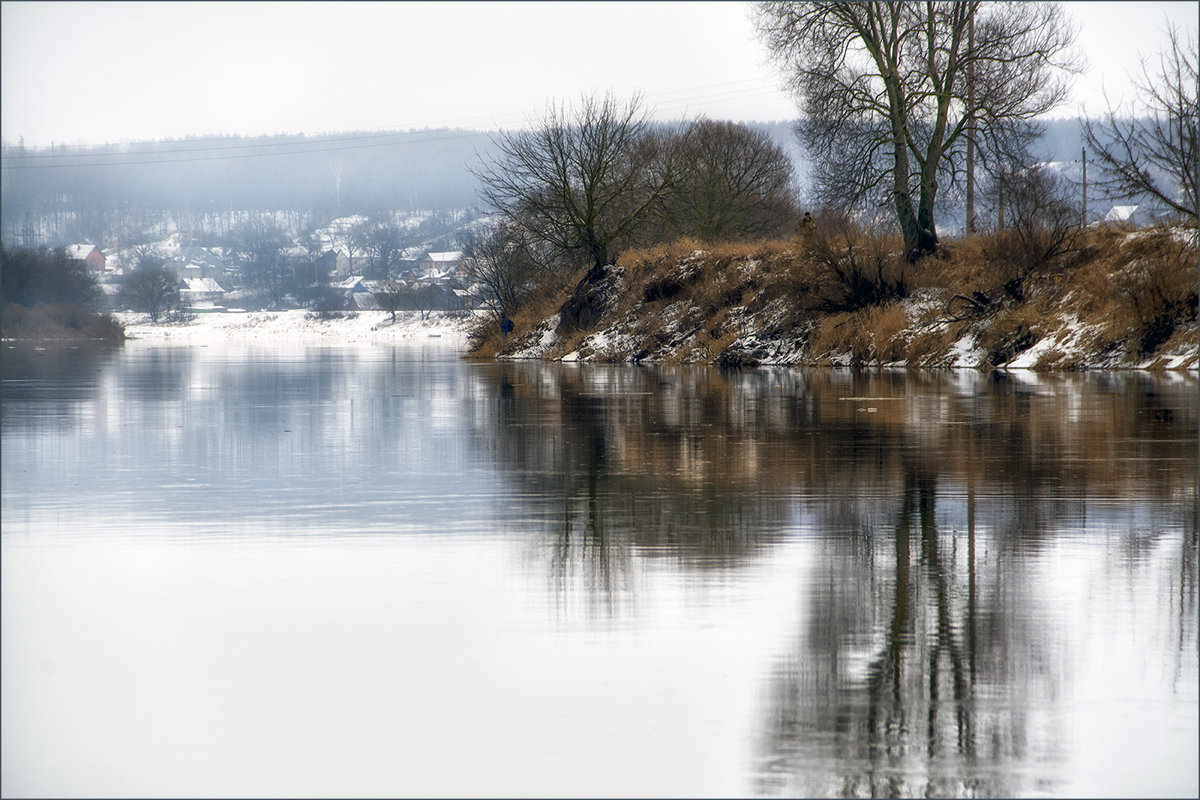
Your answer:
[0,121,803,247]
[0,128,495,244]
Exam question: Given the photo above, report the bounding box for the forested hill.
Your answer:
[0,128,496,226]
[0,119,1084,241]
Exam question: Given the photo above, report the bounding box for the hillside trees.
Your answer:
[0,246,99,309]
[755,1,1079,260]
[228,219,291,303]
[661,119,798,242]
[1082,21,1198,223]
[473,92,678,270]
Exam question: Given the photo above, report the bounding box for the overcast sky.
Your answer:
[2,1,1196,147]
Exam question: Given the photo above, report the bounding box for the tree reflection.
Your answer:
[465,361,1197,793]
[755,468,1075,797]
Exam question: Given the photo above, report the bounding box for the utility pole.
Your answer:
[966,11,976,235]
[1081,147,1087,228]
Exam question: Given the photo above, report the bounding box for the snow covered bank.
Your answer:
[116,309,480,348]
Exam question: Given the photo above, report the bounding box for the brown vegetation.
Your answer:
[1,302,126,342]
[469,221,1197,371]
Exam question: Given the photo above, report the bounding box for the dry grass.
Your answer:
[465,279,575,358]
[0,302,126,342]
[468,222,1197,367]
[977,305,1045,366]
[809,302,910,364]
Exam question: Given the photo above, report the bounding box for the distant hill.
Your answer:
[1,129,497,243]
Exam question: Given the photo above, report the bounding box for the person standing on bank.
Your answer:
[500,311,514,340]
[799,211,821,250]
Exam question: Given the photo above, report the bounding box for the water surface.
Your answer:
[3,342,1196,797]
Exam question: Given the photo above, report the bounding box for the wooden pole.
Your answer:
[966,12,976,234]
[1081,147,1088,227]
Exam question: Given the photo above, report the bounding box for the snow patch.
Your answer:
[116,309,478,347]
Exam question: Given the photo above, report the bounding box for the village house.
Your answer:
[170,246,233,281]
[419,250,464,277]
[331,275,376,310]
[1104,205,1141,227]
[66,244,105,271]
[179,277,228,306]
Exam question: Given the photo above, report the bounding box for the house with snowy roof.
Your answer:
[179,277,227,305]
[65,244,105,271]
[170,246,232,280]
[332,275,377,310]
[1105,205,1141,225]
[419,250,464,277]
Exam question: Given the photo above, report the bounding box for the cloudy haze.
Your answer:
[2,1,1197,147]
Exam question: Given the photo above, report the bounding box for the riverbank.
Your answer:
[475,226,1198,371]
[116,309,479,347]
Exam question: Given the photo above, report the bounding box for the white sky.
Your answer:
[2,1,1197,147]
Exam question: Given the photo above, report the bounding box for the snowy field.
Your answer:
[115,309,482,348]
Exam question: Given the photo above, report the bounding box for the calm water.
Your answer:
[2,341,1196,798]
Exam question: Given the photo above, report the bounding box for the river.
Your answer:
[2,341,1196,798]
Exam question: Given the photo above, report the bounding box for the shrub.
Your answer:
[1112,231,1199,354]
[979,306,1043,366]
[800,210,908,311]
[0,302,125,341]
[978,165,1083,300]
[810,303,909,364]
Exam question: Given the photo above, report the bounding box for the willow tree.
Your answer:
[755,1,1078,260]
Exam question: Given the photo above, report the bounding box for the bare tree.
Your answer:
[1082,21,1198,223]
[372,279,407,323]
[460,222,543,320]
[122,263,180,322]
[228,219,290,302]
[661,119,798,242]
[981,164,1083,300]
[411,281,440,320]
[755,1,1079,260]
[354,216,407,279]
[472,91,676,270]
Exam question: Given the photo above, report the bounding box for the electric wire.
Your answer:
[1,79,790,169]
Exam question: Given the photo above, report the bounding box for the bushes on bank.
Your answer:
[0,246,125,342]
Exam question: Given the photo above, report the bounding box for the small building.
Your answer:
[66,244,106,271]
[1105,205,1141,226]
[171,246,232,280]
[419,250,463,276]
[179,277,227,305]
[332,275,375,310]
[320,248,349,277]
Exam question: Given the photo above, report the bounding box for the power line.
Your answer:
[2,79,790,168]
[0,128,494,170]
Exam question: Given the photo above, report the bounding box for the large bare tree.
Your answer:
[1082,21,1198,224]
[755,1,1078,260]
[472,92,676,270]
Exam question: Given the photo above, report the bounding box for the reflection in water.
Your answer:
[2,346,1196,797]
[464,361,1198,796]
